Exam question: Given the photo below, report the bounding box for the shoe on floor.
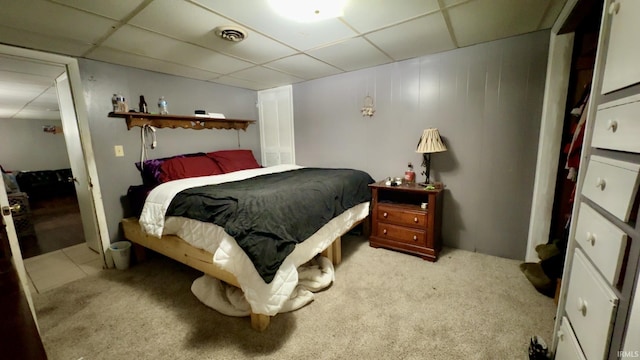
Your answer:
[528,335,549,360]
[535,240,560,261]
[520,262,554,297]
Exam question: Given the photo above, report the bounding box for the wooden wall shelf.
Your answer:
[108,112,256,131]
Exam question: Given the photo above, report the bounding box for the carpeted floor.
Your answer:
[33,235,556,360]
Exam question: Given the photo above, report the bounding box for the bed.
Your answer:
[121,151,373,331]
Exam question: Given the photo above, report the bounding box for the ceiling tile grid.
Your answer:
[307,37,393,72]
[0,0,568,120]
[129,0,298,64]
[0,0,118,44]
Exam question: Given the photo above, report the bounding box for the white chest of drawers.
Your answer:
[554,1,640,359]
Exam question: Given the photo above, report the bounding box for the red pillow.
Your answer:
[207,150,261,173]
[158,155,223,183]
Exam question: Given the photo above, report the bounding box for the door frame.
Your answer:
[0,44,110,260]
[525,0,578,262]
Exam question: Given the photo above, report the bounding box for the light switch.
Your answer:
[114,145,124,157]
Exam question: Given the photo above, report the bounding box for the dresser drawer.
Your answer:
[575,203,628,286]
[377,204,426,228]
[566,249,618,360]
[600,0,640,94]
[376,222,426,246]
[593,95,640,153]
[581,155,640,222]
[555,317,587,360]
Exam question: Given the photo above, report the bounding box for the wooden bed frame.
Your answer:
[120,216,368,331]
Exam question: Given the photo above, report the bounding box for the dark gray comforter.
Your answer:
[166,168,374,283]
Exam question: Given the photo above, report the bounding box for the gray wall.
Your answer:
[0,118,70,171]
[293,30,550,259]
[78,59,260,243]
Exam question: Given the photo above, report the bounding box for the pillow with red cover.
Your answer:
[158,155,223,183]
[136,152,213,185]
[207,149,261,173]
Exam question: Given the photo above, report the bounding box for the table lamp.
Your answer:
[416,128,447,185]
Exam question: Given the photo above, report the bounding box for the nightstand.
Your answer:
[368,181,444,261]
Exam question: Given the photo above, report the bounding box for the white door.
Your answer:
[0,173,39,329]
[258,85,295,166]
[55,73,101,252]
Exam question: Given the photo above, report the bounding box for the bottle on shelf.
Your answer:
[158,96,168,115]
[111,94,118,112]
[404,162,416,184]
[116,94,127,112]
[139,95,148,114]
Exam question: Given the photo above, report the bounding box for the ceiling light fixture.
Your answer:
[268,0,346,22]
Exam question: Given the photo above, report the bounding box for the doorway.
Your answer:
[0,44,110,295]
[0,57,83,259]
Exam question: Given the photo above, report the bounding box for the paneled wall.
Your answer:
[78,59,260,243]
[293,30,550,259]
[0,119,70,171]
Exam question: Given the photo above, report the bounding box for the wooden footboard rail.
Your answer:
[120,216,368,331]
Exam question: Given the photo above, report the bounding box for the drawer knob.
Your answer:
[609,1,620,15]
[577,297,588,315]
[607,119,618,132]
[595,177,606,190]
[557,330,564,342]
[383,212,388,218]
[383,229,387,235]
[586,232,596,246]
[414,217,418,223]
[413,235,417,241]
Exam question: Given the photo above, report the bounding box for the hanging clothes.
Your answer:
[564,90,590,183]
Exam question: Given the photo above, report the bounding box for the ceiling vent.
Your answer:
[215,26,248,42]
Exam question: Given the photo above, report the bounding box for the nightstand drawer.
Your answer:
[593,95,640,153]
[575,203,628,286]
[376,222,426,246]
[555,317,587,360]
[377,204,426,228]
[565,249,618,360]
[581,155,640,222]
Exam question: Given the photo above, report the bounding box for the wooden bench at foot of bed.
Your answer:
[120,217,363,331]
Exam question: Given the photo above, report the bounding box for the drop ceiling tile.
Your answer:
[341,0,440,33]
[0,70,58,87]
[0,109,18,118]
[441,0,473,7]
[447,0,552,47]
[51,0,145,20]
[14,109,60,120]
[308,37,393,71]
[0,55,65,78]
[211,76,269,91]
[265,54,342,80]
[24,96,59,112]
[0,26,93,57]
[102,25,253,74]
[539,0,568,29]
[87,47,222,81]
[0,81,49,103]
[366,13,455,61]
[130,0,296,64]
[0,0,118,44]
[231,66,304,89]
[193,0,357,50]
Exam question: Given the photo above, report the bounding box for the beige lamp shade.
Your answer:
[416,128,447,154]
